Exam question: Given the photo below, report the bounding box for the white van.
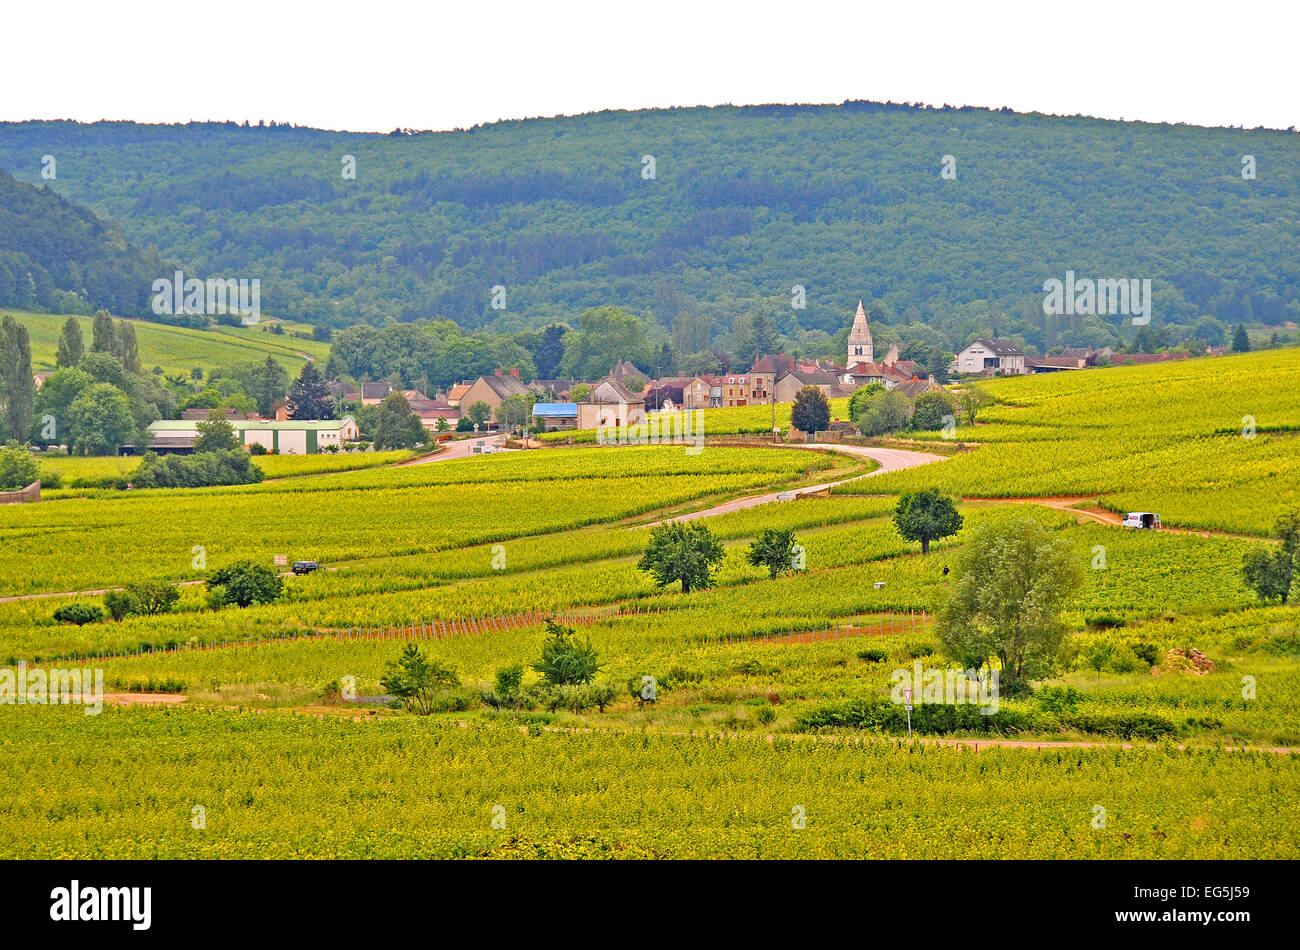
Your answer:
[1122,512,1161,529]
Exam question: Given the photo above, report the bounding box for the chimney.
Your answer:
[510,367,520,378]
[494,368,502,377]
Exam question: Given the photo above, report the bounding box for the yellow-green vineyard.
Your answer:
[1,352,1298,858]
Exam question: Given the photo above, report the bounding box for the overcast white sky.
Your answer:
[3,0,1296,132]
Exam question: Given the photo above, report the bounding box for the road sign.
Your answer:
[274,555,287,566]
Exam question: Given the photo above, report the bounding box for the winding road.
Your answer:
[644,443,947,526]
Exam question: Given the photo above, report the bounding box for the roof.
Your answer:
[446,383,472,400]
[783,366,838,386]
[474,374,530,399]
[581,378,644,406]
[150,416,356,432]
[360,382,391,399]
[964,338,1024,356]
[532,402,579,417]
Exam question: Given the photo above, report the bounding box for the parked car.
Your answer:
[1121,512,1161,529]
[292,560,320,575]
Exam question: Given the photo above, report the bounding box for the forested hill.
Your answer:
[1,103,1297,355]
[0,168,169,317]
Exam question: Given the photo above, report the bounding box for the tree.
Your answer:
[532,323,570,379]
[791,385,831,434]
[123,582,179,616]
[957,386,991,426]
[372,392,426,449]
[854,389,909,436]
[90,310,117,354]
[56,317,83,368]
[1232,323,1251,353]
[533,619,602,685]
[207,560,284,608]
[747,527,800,579]
[847,383,884,421]
[113,319,141,374]
[638,521,726,593]
[496,392,535,432]
[909,391,955,431]
[1,316,34,441]
[254,355,289,416]
[558,306,652,379]
[286,361,333,420]
[194,412,241,453]
[380,644,461,715]
[66,383,135,455]
[936,518,1083,688]
[1241,509,1299,605]
[894,489,963,554]
[52,603,104,625]
[0,442,38,491]
[463,400,491,429]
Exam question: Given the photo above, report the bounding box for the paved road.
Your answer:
[644,443,947,526]
[397,434,512,466]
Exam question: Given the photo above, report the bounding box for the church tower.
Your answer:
[847,300,873,366]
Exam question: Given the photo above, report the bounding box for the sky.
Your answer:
[2,0,1296,133]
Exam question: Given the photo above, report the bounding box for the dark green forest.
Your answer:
[1,102,1297,358]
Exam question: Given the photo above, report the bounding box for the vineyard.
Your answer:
[2,353,1298,859]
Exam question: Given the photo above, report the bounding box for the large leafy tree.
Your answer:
[372,392,426,449]
[55,317,84,368]
[286,361,333,420]
[893,489,963,554]
[638,521,727,593]
[791,385,830,434]
[194,412,241,453]
[855,389,909,436]
[65,382,135,455]
[206,560,283,609]
[1242,509,1299,605]
[558,306,652,379]
[936,518,1083,688]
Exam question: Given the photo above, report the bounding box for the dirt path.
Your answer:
[396,434,512,466]
[644,443,946,526]
[965,496,1260,539]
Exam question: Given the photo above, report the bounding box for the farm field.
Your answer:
[5,309,330,376]
[2,354,1298,860]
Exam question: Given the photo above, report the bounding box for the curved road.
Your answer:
[644,443,947,526]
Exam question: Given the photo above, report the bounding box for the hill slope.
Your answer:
[2,105,1297,353]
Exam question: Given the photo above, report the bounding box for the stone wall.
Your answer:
[0,480,40,504]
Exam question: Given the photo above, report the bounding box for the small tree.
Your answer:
[125,581,180,616]
[372,392,426,449]
[1242,509,1299,605]
[194,412,240,453]
[463,400,492,429]
[747,527,800,579]
[854,389,909,436]
[52,602,104,625]
[957,386,992,426]
[103,590,137,621]
[936,518,1083,688]
[207,561,283,608]
[0,442,38,491]
[894,489,963,554]
[533,619,601,685]
[1232,323,1251,353]
[791,385,830,434]
[638,521,727,593]
[381,644,461,715]
[909,391,956,431]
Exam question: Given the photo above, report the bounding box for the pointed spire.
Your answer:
[856,300,865,318]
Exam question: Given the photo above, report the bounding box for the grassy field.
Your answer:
[1,354,1297,859]
[6,309,331,375]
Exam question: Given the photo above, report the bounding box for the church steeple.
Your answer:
[848,300,873,366]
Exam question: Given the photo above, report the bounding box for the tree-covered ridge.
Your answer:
[0,168,168,317]
[1,102,1297,356]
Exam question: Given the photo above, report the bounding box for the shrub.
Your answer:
[756,706,777,725]
[1061,710,1178,740]
[103,590,137,621]
[52,603,104,625]
[533,619,601,685]
[132,450,263,489]
[1034,684,1083,714]
[206,561,283,608]
[379,644,461,715]
[494,663,525,697]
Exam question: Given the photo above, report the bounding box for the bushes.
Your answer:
[52,602,104,625]
[131,450,263,489]
[796,698,1037,735]
[533,619,601,685]
[101,582,180,621]
[206,561,283,608]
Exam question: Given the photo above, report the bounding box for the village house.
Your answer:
[360,382,393,406]
[576,377,647,430]
[531,402,579,430]
[952,338,1027,375]
[459,368,530,413]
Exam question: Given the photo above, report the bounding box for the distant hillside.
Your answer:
[2,104,1297,355]
[0,167,167,316]
[4,309,330,376]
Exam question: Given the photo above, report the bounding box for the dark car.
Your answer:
[292,560,319,575]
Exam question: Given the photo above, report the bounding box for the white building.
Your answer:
[143,416,360,454]
[953,338,1027,375]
